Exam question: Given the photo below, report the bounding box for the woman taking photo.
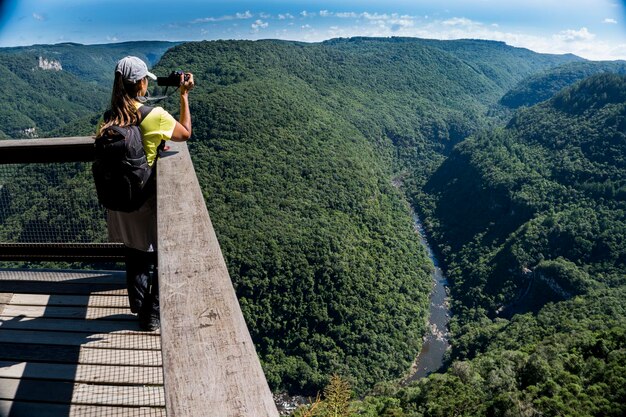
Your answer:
[96,56,194,330]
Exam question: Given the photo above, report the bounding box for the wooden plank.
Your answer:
[0,269,126,284]
[0,281,127,296]
[0,378,164,406]
[0,270,127,297]
[10,294,128,308]
[0,343,162,366]
[0,305,132,319]
[0,136,95,163]
[0,293,12,316]
[0,136,93,148]
[0,400,165,417]
[0,329,160,350]
[157,141,279,417]
[0,361,164,385]
[0,316,151,334]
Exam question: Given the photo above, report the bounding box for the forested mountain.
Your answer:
[146,38,580,393]
[0,41,175,138]
[3,37,624,408]
[0,41,177,86]
[501,60,626,108]
[374,73,625,416]
[417,38,583,91]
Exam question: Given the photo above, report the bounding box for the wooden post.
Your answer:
[156,142,279,417]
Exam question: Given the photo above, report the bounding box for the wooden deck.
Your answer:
[0,269,165,417]
[0,138,280,416]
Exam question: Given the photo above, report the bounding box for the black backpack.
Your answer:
[92,105,156,212]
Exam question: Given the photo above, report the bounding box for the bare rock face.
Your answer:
[38,56,62,71]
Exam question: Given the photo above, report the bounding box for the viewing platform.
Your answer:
[0,138,279,416]
[0,269,164,416]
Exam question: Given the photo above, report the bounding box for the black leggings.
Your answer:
[125,248,158,314]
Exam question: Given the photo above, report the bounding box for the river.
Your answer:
[404,213,451,383]
[275,212,451,414]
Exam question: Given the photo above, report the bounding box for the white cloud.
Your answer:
[32,13,45,21]
[301,24,312,29]
[604,18,618,24]
[335,12,358,18]
[106,35,118,41]
[260,12,271,19]
[236,11,253,19]
[300,11,309,17]
[442,17,480,27]
[324,11,415,31]
[555,27,596,42]
[192,11,252,24]
[278,13,294,20]
[251,19,268,31]
[362,12,390,20]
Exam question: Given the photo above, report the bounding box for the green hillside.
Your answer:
[0,41,176,138]
[376,73,626,416]
[501,60,626,108]
[418,38,583,91]
[147,38,579,393]
[0,41,178,87]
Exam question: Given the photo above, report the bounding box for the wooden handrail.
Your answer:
[0,136,114,261]
[0,137,95,164]
[156,142,279,416]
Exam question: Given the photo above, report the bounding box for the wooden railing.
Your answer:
[0,137,279,416]
[0,137,125,262]
[157,141,278,416]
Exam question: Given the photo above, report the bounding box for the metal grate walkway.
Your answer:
[0,269,165,417]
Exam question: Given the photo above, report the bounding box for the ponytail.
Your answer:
[97,72,143,137]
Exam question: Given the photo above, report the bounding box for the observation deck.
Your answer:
[0,138,279,416]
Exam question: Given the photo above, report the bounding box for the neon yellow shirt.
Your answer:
[134,102,177,166]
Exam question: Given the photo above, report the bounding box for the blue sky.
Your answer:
[1,0,625,60]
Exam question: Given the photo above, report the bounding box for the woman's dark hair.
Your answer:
[97,72,143,137]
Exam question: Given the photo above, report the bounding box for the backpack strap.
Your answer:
[137,105,154,124]
[110,125,128,136]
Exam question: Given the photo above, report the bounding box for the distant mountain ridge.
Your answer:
[0,41,179,86]
[0,41,176,138]
[501,60,626,108]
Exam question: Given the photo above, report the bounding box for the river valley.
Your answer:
[404,213,451,383]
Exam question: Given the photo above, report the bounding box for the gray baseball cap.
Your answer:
[115,56,157,83]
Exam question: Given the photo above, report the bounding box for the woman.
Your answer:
[97,56,194,330]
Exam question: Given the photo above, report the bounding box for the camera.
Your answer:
[157,70,190,87]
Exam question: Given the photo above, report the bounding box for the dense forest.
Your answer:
[0,38,624,412]
[356,73,626,417]
[0,41,176,138]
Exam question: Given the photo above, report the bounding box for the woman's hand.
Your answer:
[171,72,193,142]
[180,72,194,95]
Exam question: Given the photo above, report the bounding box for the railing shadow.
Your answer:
[0,272,160,417]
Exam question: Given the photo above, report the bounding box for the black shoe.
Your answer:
[139,310,160,331]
